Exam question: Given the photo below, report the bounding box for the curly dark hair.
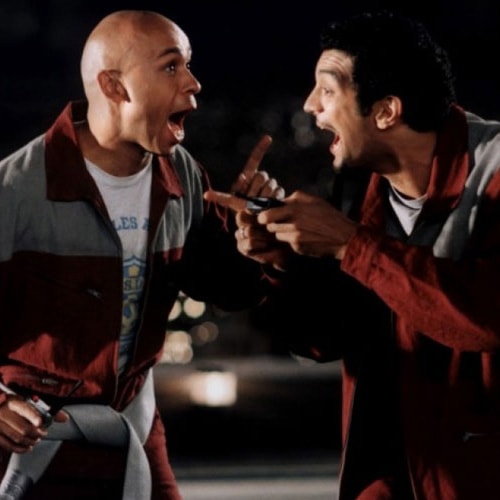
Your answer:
[320,11,456,132]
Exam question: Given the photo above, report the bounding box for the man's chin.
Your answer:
[332,157,348,174]
[164,131,185,151]
[146,140,179,157]
[331,155,340,170]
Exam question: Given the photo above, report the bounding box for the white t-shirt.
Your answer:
[388,184,427,236]
[86,158,152,374]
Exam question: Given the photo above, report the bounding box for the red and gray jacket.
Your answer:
[258,105,500,499]
[0,101,268,410]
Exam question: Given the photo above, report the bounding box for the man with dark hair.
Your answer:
[206,10,500,499]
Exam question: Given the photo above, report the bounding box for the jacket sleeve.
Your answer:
[175,163,272,312]
[341,185,500,352]
[250,254,390,362]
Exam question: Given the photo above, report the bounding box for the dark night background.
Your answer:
[1,0,500,194]
[1,2,500,497]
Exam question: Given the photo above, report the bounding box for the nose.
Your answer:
[303,87,319,115]
[186,69,202,95]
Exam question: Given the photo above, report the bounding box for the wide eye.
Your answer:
[165,63,177,75]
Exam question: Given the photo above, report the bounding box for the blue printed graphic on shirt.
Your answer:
[112,216,150,232]
[111,215,149,359]
[122,255,146,335]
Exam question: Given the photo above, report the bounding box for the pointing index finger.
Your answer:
[204,190,248,212]
[240,134,273,180]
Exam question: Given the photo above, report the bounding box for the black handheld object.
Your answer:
[0,380,84,500]
[24,395,53,428]
[25,380,83,428]
[235,193,285,213]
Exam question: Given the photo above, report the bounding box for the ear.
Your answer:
[373,96,402,130]
[97,70,130,103]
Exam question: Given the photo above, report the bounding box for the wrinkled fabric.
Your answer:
[258,105,500,499]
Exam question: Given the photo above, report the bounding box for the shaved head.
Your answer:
[81,10,178,97]
[77,9,199,168]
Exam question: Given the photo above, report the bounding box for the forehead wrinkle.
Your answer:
[317,50,354,86]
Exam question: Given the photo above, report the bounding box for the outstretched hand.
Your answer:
[256,190,359,260]
[230,134,284,198]
[204,135,291,270]
[204,135,284,211]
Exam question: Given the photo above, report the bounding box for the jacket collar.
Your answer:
[44,101,184,202]
[361,104,470,227]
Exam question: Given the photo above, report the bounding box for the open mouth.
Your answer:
[317,122,338,148]
[327,130,339,155]
[168,110,188,141]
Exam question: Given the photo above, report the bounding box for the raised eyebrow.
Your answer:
[318,69,340,81]
[158,47,181,58]
[158,46,192,60]
[318,68,350,86]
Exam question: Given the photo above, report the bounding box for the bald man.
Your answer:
[0,10,281,499]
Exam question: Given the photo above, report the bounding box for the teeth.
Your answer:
[167,116,185,142]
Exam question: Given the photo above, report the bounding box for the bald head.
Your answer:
[77,9,199,164]
[80,10,179,96]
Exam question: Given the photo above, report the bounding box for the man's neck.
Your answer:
[76,123,151,177]
[383,130,437,199]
